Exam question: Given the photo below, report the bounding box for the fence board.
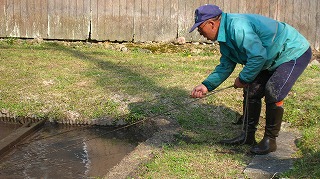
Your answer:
[213,0,224,10]
[37,0,48,38]
[300,0,309,40]
[246,0,257,14]
[25,0,34,38]
[111,0,121,41]
[69,0,76,39]
[0,1,5,36]
[133,0,142,42]
[5,0,13,37]
[260,0,269,17]
[137,0,149,41]
[91,0,106,40]
[81,0,90,40]
[47,0,89,40]
[238,0,247,13]
[63,0,72,39]
[62,0,70,38]
[13,0,22,37]
[79,0,91,40]
[231,0,239,13]
[188,0,200,41]
[316,1,320,50]
[277,0,285,22]
[271,0,279,19]
[27,0,37,38]
[48,0,60,38]
[185,0,204,41]
[99,0,105,38]
[222,0,231,13]
[153,0,163,41]
[90,0,97,39]
[119,0,134,41]
[285,0,294,26]
[293,0,302,31]
[308,0,317,48]
[161,0,177,41]
[177,0,187,40]
[19,0,27,37]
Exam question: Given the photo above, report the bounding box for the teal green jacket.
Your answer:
[202,12,310,91]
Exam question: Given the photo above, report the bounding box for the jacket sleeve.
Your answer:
[232,20,268,83]
[202,55,236,91]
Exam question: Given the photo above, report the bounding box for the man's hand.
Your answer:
[234,77,247,88]
[191,84,208,98]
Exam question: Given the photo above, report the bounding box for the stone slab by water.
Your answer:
[244,130,300,179]
[0,119,46,157]
[0,121,21,140]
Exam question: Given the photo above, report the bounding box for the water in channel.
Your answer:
[0,121,146,178]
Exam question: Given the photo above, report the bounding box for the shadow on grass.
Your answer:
[285,152,320,178]
[44,42,244,148]
[284,142,320,178]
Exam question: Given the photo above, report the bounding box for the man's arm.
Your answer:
[202,55,236,91]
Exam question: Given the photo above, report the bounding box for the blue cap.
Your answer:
[189,4,222,33]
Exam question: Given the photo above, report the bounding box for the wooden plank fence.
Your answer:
[0,0,319,50]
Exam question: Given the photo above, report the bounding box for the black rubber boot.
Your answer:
[233,99,246,125]
[250,103,284,155]
[220,99,261,145]
[233,115,244,125]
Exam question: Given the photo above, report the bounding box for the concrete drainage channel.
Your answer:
[0,115,179,179]
[0,113,299,178]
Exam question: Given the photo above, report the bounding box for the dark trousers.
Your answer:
[244,47,312,104]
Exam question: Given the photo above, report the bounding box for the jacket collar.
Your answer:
[217,12,227,42]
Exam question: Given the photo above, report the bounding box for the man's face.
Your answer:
[197,20,219,41]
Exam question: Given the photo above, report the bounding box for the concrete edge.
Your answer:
[0,118,47,158]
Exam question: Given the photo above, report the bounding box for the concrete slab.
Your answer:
[244,128,300,179]
[0,118,47,158]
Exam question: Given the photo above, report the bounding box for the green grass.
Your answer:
[0,39,319,178]
[139,144,250,179]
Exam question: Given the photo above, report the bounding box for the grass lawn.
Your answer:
[0,39,319,178]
